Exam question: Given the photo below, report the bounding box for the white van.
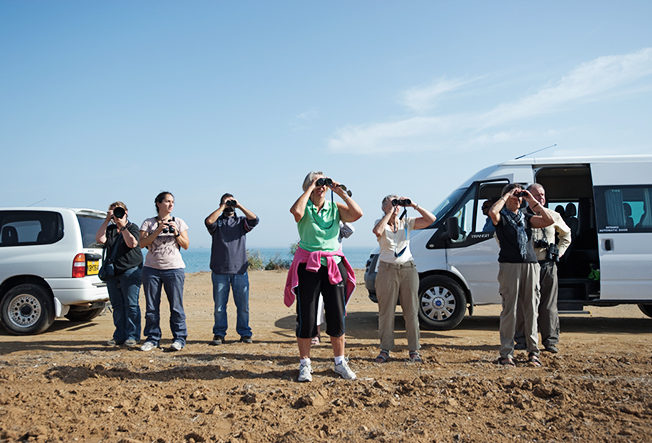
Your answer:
[364,155,652,329]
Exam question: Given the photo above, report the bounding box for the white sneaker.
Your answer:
[169,340,184,352]
[140,341,157,351]
[333,360,356,380]
[297,363,313,382]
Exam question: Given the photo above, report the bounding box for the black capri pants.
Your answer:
[296,262,348,338]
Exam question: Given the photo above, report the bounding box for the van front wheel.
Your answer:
[638,304,652,318]
[418,275,467,330]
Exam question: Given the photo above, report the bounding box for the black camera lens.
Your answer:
[316,177,333,187]
[112,207,126,219]
[226,200,237,207]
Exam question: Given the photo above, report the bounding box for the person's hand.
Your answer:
[114,215,127,230]
[105,209,113,222]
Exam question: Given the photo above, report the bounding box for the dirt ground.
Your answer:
[0,269,650,442]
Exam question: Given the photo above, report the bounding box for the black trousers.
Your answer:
[296,262,347,338]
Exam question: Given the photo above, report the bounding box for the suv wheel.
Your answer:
[0,284,55,335]
[418,275,467,330]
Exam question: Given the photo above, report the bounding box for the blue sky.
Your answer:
[2,1,651,249]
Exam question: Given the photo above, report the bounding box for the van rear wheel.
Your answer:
[418,275,467,330]
[0,284,55,335]
[638,304,652,318]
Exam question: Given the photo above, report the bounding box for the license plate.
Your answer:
[87,261,99,275]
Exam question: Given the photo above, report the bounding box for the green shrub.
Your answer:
[264,254,292,270]
[247,249,264,270]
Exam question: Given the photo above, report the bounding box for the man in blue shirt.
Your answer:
[205,193,259,345]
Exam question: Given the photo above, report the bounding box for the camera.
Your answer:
[316,177,333,187]
[392,198,412,207]
[225,200,237,207]
[162,217,176,234]
[112,206,126,219]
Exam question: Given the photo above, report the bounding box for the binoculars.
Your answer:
[392,198,412,207]
[315,177,333,187]
[225,200,237,207]
[316,177,353,197]
[162,217,176,234]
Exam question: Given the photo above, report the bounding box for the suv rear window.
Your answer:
[76,215,105,248]
[0,211,64,246]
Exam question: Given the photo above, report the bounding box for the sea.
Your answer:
[169,246,376,273]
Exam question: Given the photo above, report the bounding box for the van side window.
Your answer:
[594,186,652,233]
[0,211,64,247]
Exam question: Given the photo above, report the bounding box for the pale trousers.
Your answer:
[515,261,559,348]
[376,260,420,352]
[498,262,540,358]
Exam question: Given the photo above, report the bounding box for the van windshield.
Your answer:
[432,187,468,222]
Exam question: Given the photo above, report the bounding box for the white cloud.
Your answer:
[400,77,475,113]
[328,48,652,154]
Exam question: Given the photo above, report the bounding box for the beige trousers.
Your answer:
[376,260,420,352]
[498,262,540,358]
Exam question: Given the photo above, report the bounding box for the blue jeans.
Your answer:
[212,272,251,338]
[105,265,142,343]
[142,267,187,345]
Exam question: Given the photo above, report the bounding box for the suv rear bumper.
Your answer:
[46,277,109,305]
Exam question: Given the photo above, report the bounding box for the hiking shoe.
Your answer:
[544,344,559,354]
[333,360,356,380]
[297,363,313,382]
[105,339,118,347]
[168,340,184,352]
[140,341,157,352]
[210,335,224,346]
[240,336,253,344]
[124,339,138,348]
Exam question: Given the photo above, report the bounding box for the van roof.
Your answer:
[502,154,652,166]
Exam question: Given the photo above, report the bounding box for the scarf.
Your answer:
[500,208,528,260]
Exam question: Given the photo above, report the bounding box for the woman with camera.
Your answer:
[95,202,143,347]
[488,184,553,367]
[139,191,190,352]
[372,195,436,364]
[285,172,363,382]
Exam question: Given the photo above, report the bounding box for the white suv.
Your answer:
[0,207,109,334]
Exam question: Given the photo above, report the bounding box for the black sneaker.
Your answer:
[210,335,224,346]
[240,336,252,344]
[544,344,559,354]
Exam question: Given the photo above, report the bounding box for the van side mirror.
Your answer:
[446,217,460,240]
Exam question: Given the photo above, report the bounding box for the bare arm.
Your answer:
[411,202,437,230]
[140,222,165,248]
[205,204,226,227]
[333,184,363,223]
[175,229,190,250]
[95,211,113,244]
[372,208,396,238]
[290,186,314,223]
[488,194,508,225]
[527,196,554,228]
[236,202,257,221]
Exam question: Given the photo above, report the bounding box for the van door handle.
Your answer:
[604,239,613,251]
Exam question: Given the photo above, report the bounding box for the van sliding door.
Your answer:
[592,161,652,301]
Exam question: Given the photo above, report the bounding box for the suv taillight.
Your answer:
[72,253,86,278]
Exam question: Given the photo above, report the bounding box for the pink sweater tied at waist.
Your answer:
[284,247,356,307]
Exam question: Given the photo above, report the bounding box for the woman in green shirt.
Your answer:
[287,171,363,382]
